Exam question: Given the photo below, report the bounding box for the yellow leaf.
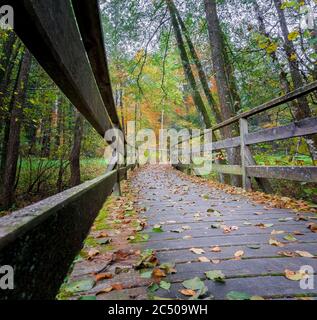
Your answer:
[288,31,299,41]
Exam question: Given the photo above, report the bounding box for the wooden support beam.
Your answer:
[247,166,317,183]
[240,118,252,190]
[8,0,113,136]
[246,117,317,145]
[212,164,243,176]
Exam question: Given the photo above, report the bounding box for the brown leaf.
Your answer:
[295,250,315,258]
[278,251,296,258]
[293,231,304,236]
[271,230,285,235]
[269,238,284,247]
[87,248,100,260]
[179,289,196,296]
[211,246,221,253]
[190,248,205,255]
[96,231,109,238]
[307,223,317,233]
[111,283,124,291]
[95,273,113,282]
[198,257,210,263]
[211,259,220,264]
[234,250,244,259]
[152,268,166,278]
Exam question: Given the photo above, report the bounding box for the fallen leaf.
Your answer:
[308,223,317,233]
[283,234,297,242]
[96,231,109,238]
[205,270,225,283]
[111,283,124,291]
[293,231,304,236]
[226,291,251,300]
[95,273,113,282]
[271,230,285,235]
[211,246,221,253]
[247,244,261,249]
[295,250,315,258]
[183,235,192,240]
[87,249,100,260]
[152,225,163,233]
[234,250,244,259]
[198,257,210,263]
[65,279,95,293]
[179,289,196,297]
[152,268,166,278]
[148,283,160,292]
[159,281,171,291]
[211,259,220,264]
[190,248,205,255]
[285,269,307,281]
[278,251,296,258]
[96,287,113,295]
[269,238,284,247]
[182,277,205,290]
[182,225,191,230]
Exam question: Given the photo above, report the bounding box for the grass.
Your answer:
[0,157,109,214]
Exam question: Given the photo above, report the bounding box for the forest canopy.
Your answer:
[0,0,317,213]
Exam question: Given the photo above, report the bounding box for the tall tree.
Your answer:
[166,0,212,128]
[1,49,32,209]
[172,1,222,124]
[273,0,317,162]
[69,110,84,187]
[203,0,241,186]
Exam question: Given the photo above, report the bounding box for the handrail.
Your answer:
[174,80,317,146]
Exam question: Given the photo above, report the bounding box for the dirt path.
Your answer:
[63,165,317,300]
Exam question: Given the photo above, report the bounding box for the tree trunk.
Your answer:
[273,0,317,162]
[1,49,32,209]
[69,110,84,187]
[166,0,212,128]
[172,1,222,123]
[204,0,241,186]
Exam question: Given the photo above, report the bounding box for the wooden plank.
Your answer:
[212,164,242,175]
[246,117,317,145]
[8,0,113,136]
[71,0,120,128]
[247,166,317,182]
[212,80,317,131]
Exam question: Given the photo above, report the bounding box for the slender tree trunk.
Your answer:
[69,110,84,187]
[1,49,32,209]
[172,1,222,123]
[204,0,241,186]
[273,0,317,162]
[166,0,212,128]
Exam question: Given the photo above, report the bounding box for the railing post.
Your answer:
[240,118,252,191]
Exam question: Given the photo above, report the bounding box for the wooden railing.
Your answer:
[174,81,317,190]
[0,0,135,300]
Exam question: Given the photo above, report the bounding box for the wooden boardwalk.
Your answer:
[132,165,317,300]
[66,165,317,300]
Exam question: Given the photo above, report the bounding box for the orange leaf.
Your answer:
[111,283,124,291]
[152,268,166,278]
[179,289,196,296]
[95,273,113,282]
[211,246,221,252]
